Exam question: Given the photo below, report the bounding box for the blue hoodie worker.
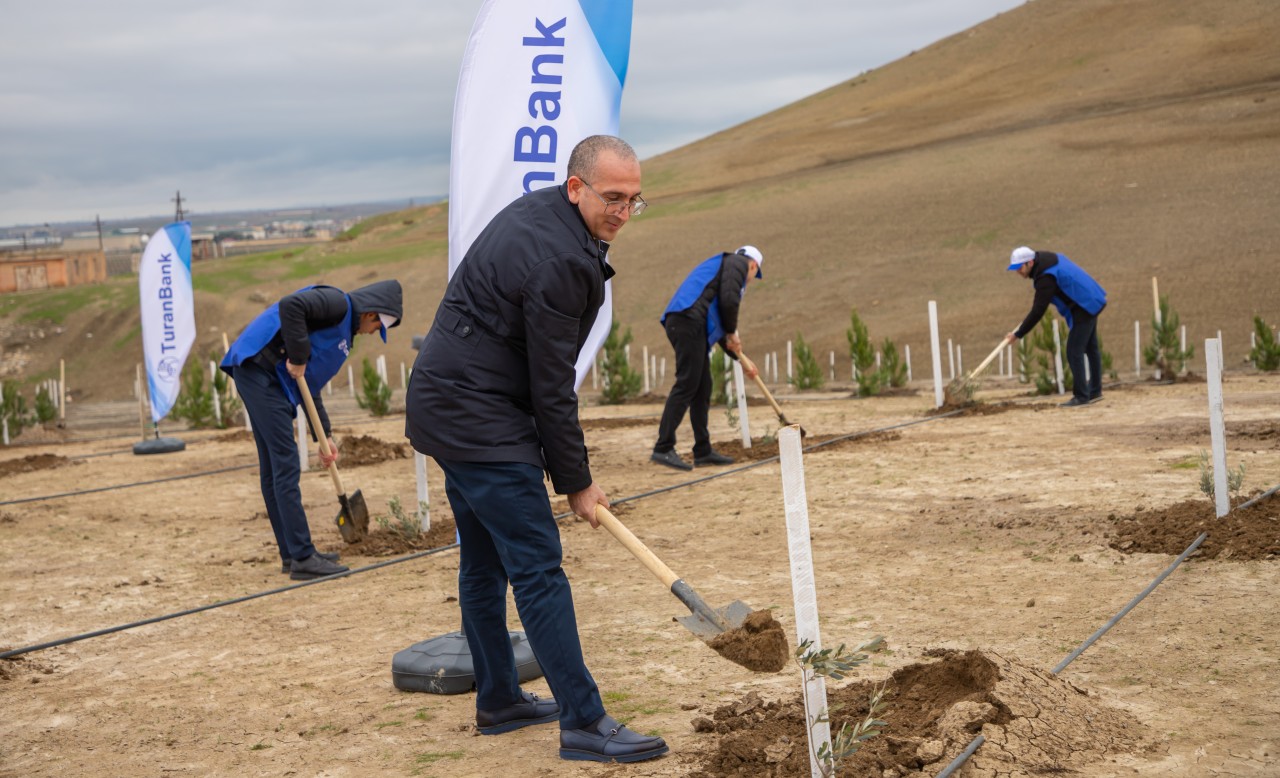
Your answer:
[651,246,762,471]
[1003,246,1107,407]
[222,279,402,579]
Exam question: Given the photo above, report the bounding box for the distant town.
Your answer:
[0,195,438,294]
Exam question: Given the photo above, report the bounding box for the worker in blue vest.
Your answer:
[222,280,402,579]
[651,246,762,471]
[1003,246,1107,407]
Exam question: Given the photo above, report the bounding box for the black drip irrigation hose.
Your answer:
[0,463,258,507]
[934,530,1210,778]
[1237,483,1280,512]
[0,411,963,660]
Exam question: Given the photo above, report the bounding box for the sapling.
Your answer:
[879,339,908,388]
[1197,449,1246,505]
[599,320,642,404]
[376,496,423,540]
[792,333,825,390]
[1144,295,1194,377]
[846,309,883,397]
[795,636,887,776]
[171,362,217,428]
[356,358,392,416]
[1249,316,1280,371]
[1,382,32,437]
[33,385,56,425]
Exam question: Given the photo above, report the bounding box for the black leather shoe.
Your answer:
[289,553,349,580]
[281,551,340,574]
[694,451,734,467]
[560,714,669,763]
[476,691,559,735]
[1059,397,1090,407]
[650,450,692,471]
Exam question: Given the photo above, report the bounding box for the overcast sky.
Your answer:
[0,1,1024,228]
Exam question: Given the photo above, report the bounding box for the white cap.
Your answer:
[377,312,398,342]
[1007,246,1035,271]
[736,245,764,278]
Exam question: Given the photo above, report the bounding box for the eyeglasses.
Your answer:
[580,180,647,216]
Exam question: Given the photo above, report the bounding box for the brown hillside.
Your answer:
[4,0,1277,401]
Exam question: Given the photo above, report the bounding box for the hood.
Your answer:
[349,279,404,340]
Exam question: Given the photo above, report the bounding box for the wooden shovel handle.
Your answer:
[296,374,347,496]
[963,341,1006,383]
[739,353,788,419]
[594,505,679,589]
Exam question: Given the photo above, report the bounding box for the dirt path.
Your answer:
[1,374,1277,776]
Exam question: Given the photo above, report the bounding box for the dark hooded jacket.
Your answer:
[405,183,611,495]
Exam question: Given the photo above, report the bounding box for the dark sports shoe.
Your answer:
[289,553,349,580]
[650,450,692,471]
[281,551,340,574]
[1059,397,1090,408]
[476,691,559,735]
[1089,393,1103,403]
[560,714,669,763]
[694,451,734,467]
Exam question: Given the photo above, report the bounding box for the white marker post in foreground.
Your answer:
[928,301,944,408]
[733,359,751,449]
[1205,338,1230,518]
[778,425,829,778]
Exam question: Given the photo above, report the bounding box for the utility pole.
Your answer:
[172,190,186,221]
[95,214,104,250]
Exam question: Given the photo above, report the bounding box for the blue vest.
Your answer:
[221,286,354,406]
[1042,254,1106,327]
[660,253,746,347]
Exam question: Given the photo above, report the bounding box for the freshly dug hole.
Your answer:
[706,609,789,673]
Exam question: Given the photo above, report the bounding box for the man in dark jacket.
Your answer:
[1003,246,1107,407]
[405,136,667,764]
[650,246,762,471]
[222,279,402,579]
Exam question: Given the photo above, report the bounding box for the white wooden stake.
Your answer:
[1205,338,1229,518]
[1134,320,1141,378]
[947,338,955,380]
[348,365,355,398]
[642,346,650,394]
[955,345,962,377]
[828,351,835,382]
[1051,319,1066,395]
[59,359,66,421]
[778,425,830,778]
[1153,278,1163,381]
[2,417,8,446]
[928,301,944,408]
[786,341,793,382]
[326,380,332,396]
[660,357,666,385]
[624,344,630,367]
[211,382,222,426]
[136,363,148,441]
[296,406,309,472]
[905,344,913,383]
[875,351,882,370]
[733,359,751,448]
[415,451,431,531]
[222,332,237,399]
[400,361,407,389]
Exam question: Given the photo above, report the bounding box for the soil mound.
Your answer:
[689,648,1147,777]
[1109,496,1280,560]
[926,400,1054,418]
[581,416,655,431]
[341,515,458,557]
[0,453,71,478]
[707,609,789,673]
[338,435,408,467]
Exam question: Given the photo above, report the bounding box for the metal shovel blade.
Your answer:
[675,597,754,639]
[335,490,369,544]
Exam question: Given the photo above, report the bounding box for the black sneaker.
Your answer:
[281,551,340,574]
[1089,394,1103,403]
[1059,397,1090,408]
[650,450,692,471]
[289,553,349,580]
[694,451,734,467]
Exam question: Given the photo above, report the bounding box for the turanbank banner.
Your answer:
[450,0,632,389]
[138,221,195,423]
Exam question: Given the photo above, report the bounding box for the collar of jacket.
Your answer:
[554,183,616,281]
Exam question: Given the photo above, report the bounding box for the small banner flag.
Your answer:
[449,0,633,389]
[138,221,195,423]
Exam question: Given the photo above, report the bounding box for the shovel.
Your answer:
[738,353,807,437]
[594,505,752,640]
[297,374,369,544]
[945,339,1006,404]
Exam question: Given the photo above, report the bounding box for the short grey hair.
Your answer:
[567,135,637,181]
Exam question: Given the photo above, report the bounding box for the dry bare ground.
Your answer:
[2,370,1277,777]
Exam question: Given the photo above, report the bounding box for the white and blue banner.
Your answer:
[450,0,632,389]
[138,221,195,423]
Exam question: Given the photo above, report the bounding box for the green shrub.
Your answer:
[34,385,57,424]
[880,339,908,388]
[1249,316,1280,371]
[846,309,884,397]
[1026,317,1072,395]
[599,320,641,405]
[791,333,825,390]
[1143,295,1194,377]
[170,362,218,428]
[1,382,33,438]
[356,358,392,416]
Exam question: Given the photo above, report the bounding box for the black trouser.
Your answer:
[654,313,713,458]
[1066,311,1103,402]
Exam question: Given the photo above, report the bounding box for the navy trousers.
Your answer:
[1066,311,1103,402]
[435,458,605,731]
[654,313,713,457]
[233,361,318,563]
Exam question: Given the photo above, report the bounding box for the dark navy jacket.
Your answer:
[405,183,612,495]
[1014,252,1107,338]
